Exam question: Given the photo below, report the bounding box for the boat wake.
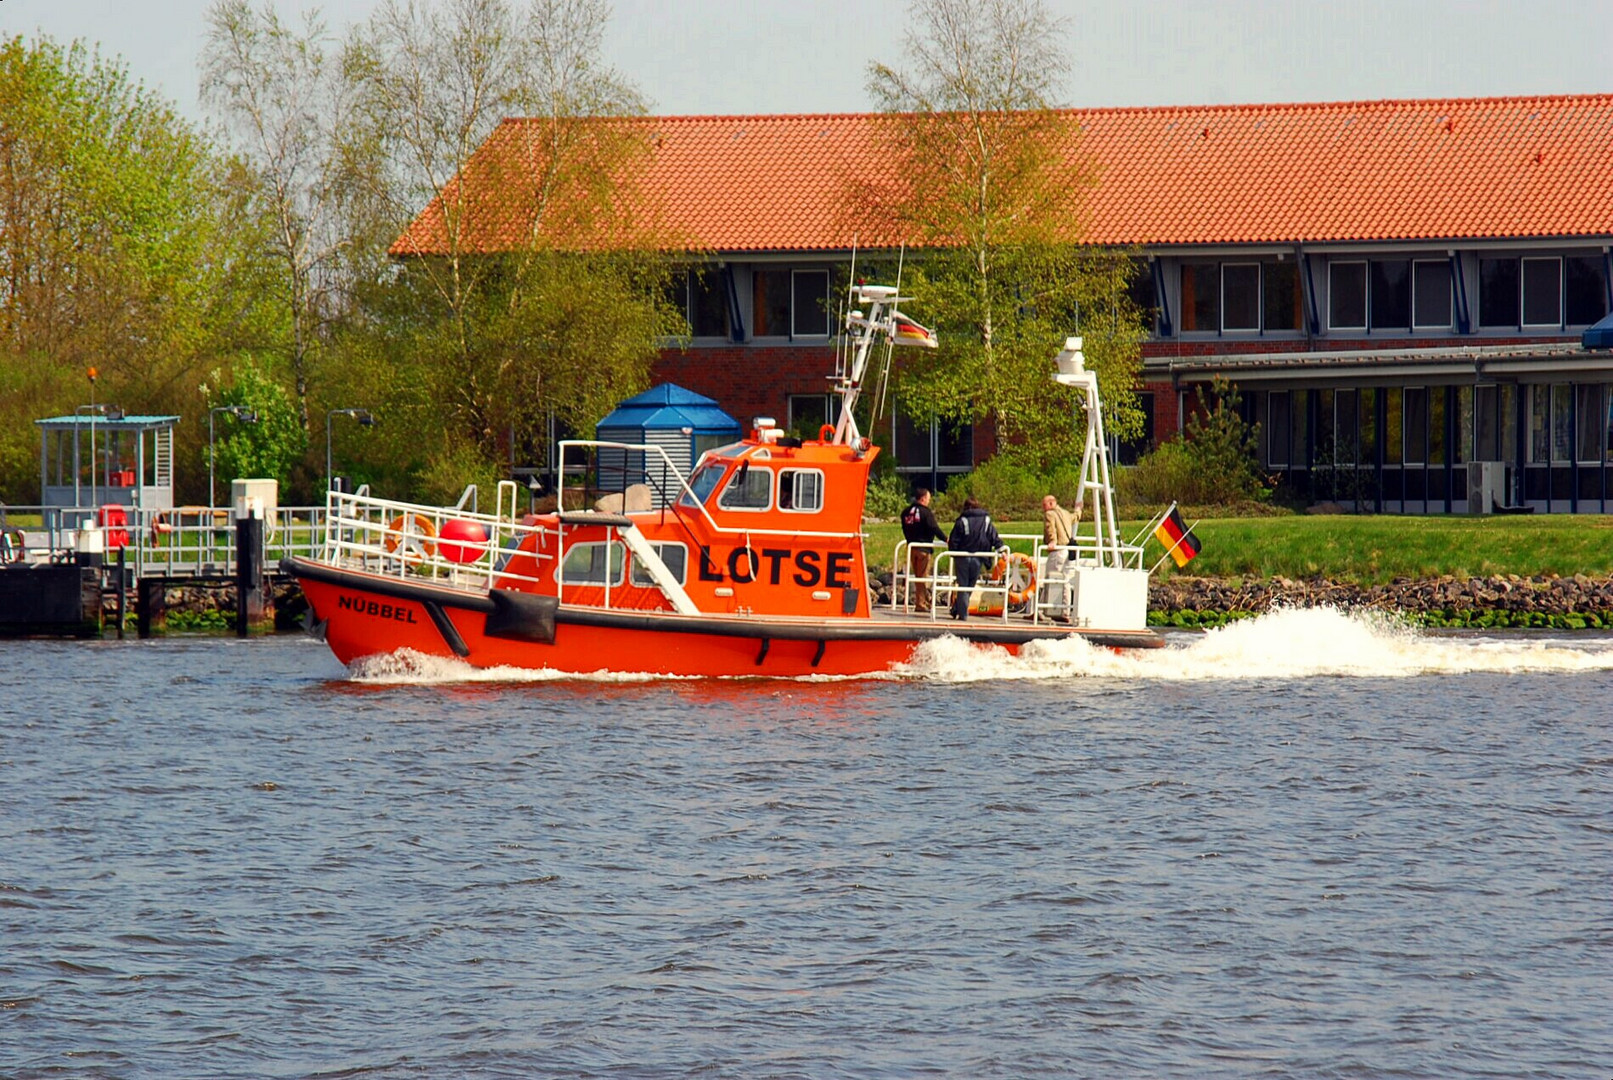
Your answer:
[895,605,1613,682]
[347,649,695,685]
[345,607,1613,686]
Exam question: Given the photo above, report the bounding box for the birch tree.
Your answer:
[863,0,1145,463]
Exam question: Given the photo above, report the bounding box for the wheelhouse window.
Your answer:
[630,542,688,587]
[558,541,626,586]
[778,469,823,512]
[679,460,726,507]
[717,461,772,510]
[1329,262,1367,330]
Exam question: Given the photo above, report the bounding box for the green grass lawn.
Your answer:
[865,514,1613,585]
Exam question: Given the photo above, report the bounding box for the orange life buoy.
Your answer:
[819,423,836,442]
[384,514,437,563]
[148,511,173,544]
[990,551,1037,607]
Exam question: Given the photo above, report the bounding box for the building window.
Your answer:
[753,269,791,336]
[1266,392,1290,467]
[1181,263,1219,332]
[787,394,839,440]
[1528,385,1549,463]
[630,543,688,587]
[1522,258,1562,327]
[1479,257,1521,327]
[1222,263,1260,331]
[678,269,729,337]
[1576,385,1604,465]
[1551,383,1572,462]
[1403,387,1427,465]
[1329,262,1367,330]
[1127,259,1158,331]
[1455,386,1472,464]
[893,410,973,479]
[1429,387,1446,466]
[778,469,823,512]
[1566,256,1610,326]
[1116,392,1155,466]
[792,270,830,337]
[1413,261,1453,329]
[1385,389,1403,463]
[1264,261,1302,332]
[1359,388,1377,463]
[1370,260,1411,331]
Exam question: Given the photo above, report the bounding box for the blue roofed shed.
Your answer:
[595,384,740,506]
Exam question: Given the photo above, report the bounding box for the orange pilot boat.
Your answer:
[283,284,1165,677]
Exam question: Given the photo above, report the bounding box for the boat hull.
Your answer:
[285,557,1162,678]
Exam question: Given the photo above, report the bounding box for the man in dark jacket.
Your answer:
[948,496,1001,620]
[900,488,948,612]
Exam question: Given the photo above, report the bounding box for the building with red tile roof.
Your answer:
[399,95,1613,513]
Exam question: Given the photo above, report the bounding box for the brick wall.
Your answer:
[654,345,838,428]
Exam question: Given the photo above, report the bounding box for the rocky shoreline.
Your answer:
[862,571,1613,630]
[1146,573,1613,629]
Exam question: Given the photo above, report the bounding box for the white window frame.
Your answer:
[1411,259,1454,330]
[717,462,773,512]
[1521,256,1564,329]
[777,468,824,513]
[1328,261,1368,331]
[630,541,689,587]
[1220,262,1261,333]
[790,269,831,339]
[555,541,627,587]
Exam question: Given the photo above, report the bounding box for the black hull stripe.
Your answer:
[282,556,1165,650]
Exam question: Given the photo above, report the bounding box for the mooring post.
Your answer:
[115,546,126,640]
[137,576,164,638]
[235,514,264,638]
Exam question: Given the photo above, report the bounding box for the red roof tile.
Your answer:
[393,95,1613,256]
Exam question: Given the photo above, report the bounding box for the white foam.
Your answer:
[893,606,1613,682]
[345,610,1613,685]
[347,648,691,685]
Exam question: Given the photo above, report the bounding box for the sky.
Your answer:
[4,0,1612,122]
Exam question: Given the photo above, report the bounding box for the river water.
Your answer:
[2,609,1610,1078]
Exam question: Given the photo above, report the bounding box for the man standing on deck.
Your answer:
[948,497,1001,621]
[1040,494,1079,621]
[900,488,948,613]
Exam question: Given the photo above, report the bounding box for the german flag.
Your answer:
[1153,507,1201,568]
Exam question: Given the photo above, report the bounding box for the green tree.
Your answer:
[202,0,354,431]
[338,0,679,475]
[860,0,1147,467]
[0,34,277,500]
[208,362,309,490]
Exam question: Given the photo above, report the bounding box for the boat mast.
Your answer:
[1053,337,1124,569]
[831,284,934,446]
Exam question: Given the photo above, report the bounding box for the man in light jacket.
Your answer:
[1041,494,1078,620]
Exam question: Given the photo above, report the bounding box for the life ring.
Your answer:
[148,511,174,544]
[990,551,1037,607]
[1,528,24,563]
[819,423,836,442]
[384,514,437,562]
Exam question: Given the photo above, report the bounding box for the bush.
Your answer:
[863,471,912,520]
[934,456,1084,519]
[1121,378,1269,511]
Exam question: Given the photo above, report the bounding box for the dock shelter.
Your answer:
[36,413,179,524]
[595,384,741,506]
